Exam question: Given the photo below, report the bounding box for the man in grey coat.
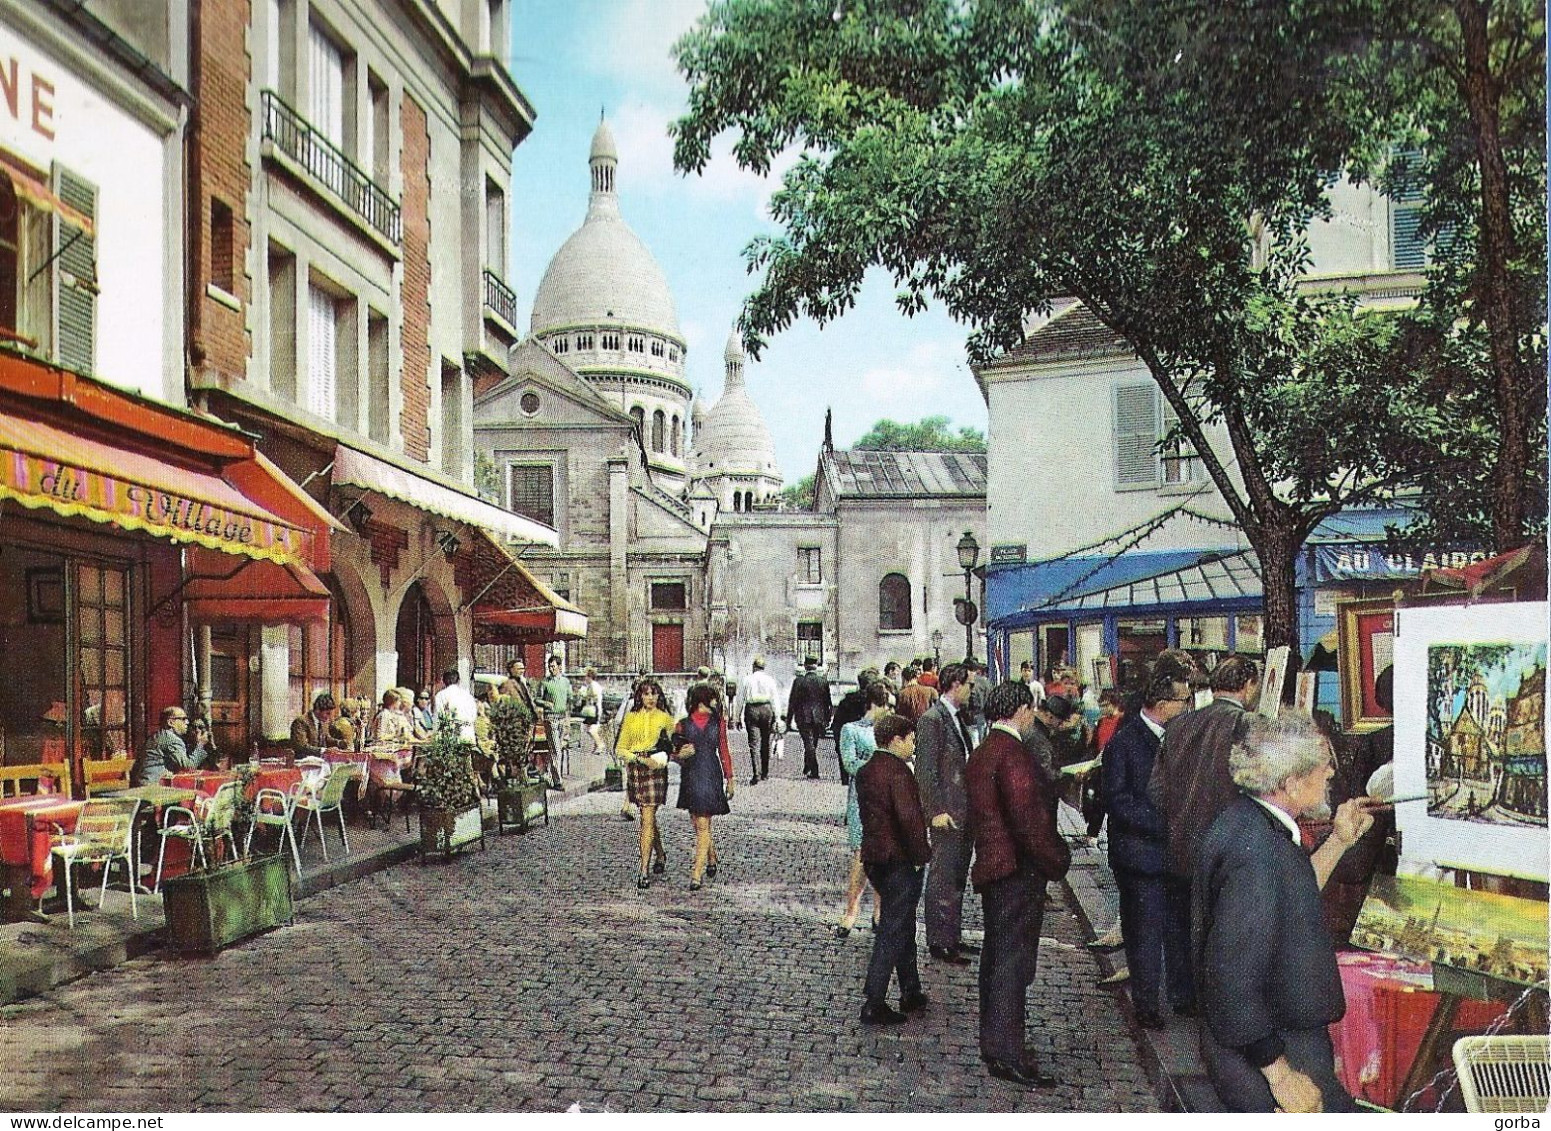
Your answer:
[915,662,979,963]
[135,705,193,786]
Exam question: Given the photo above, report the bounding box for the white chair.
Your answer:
[1452,1035,1551,1113]
[244,786,302,873]
[153,780,241,892]
[291,765,356,861]
[49,798,140,928]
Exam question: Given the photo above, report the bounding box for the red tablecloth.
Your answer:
[253,766,303,795]
[167,771,238,797]
[1330,950,1507,1108]
[0,795,85,900]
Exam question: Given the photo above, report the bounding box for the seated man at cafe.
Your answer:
[135,705,194,785]
[291,692,343,761]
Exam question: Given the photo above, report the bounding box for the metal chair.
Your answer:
[292,764,356,860]
[49,798,140,928]
[245,786,302,873]
[153,779,241,891]
[83,756,133,797]
[1452,1035,1551,1113]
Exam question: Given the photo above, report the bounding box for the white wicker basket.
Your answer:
[1452,1035,1551,1113]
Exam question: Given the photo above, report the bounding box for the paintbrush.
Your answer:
[1366,792,1429,807]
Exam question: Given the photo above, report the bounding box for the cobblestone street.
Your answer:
[2,734,1158,1113]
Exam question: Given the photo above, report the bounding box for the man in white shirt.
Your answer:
[739,655,783,785]
[432,667,478,744]
[1018,660,1045,710]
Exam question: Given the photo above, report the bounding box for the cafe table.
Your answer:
[0,793,86,920]
[107,785,201,889]
[167,770,238,797]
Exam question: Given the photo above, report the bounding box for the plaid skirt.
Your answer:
[627,760,669,806]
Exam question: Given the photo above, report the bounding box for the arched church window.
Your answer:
[576,332,593,350]
[630,405,645,440]
[553,336,568,354]
[670,415,681,456]
[879,573,912,630]
[651,339,664,358]
[628,335,645,353]
[652,409,665,453]
[602,332,620,351]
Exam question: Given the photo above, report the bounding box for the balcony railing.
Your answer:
[483,268,517,328]
[261,91,401,245]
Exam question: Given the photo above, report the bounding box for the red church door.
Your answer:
[652,623,684,673]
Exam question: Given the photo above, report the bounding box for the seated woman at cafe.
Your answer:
[412,688,436,736]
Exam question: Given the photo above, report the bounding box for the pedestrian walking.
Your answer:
[674,682,735,890]
[617,679,674,888]
[537,654,573,780]
[967,681,1070,1089]
[785,654,832,780]
[856,712,932,1025]
[895,663,938,722]
[829,667,878,786]
[836,681,893,937]
[739,655,782,785]
[579,667,605,755]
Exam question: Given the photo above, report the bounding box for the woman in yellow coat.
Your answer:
[616,679,674,888]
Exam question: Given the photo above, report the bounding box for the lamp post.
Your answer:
[931,628,943,667]
[955,530,980,661]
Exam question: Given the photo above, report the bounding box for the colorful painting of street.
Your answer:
[1425,641,1547,829]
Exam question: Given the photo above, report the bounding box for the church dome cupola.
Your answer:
[588,116,618,212]
[690,322,783,513]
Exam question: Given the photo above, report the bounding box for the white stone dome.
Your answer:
[692,328,780,478]
[530,118,682,341]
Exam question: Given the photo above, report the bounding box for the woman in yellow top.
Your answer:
[617,678,673,888]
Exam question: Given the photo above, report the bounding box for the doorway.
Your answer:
[651,622,684,673]
[395,581,436,694]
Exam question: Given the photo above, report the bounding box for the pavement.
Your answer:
[1,731,1172,1113]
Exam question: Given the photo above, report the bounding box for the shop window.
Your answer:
[798,546,822,585]
[797,620,823,658]
[508,464,555,527]
[650,581,688,611]
[879,573,912,630]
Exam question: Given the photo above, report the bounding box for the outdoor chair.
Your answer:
[292,764,356,860]
[245,786,302,873]
[153,779,241,891]
[83,756,133,796]
[49,798,140,928]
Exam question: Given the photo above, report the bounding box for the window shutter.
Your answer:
[307,284,336,418]
[52,165,97,375]
[1389,149,1429,270]
[1113,382,1159,488]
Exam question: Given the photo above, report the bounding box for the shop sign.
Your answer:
[1313,545,1489,584]
[1,449,308,566]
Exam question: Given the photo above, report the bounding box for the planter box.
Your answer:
[161,853,294,954]
[420,804,486,860]
[496,781,549,834]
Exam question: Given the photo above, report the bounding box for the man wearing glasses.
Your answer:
[1100,674,1197,1029]
[134,706,194,785]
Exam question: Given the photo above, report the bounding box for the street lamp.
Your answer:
[955,530,980,661]
[931,628,943,666]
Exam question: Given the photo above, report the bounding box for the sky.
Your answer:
[504,0,988,484]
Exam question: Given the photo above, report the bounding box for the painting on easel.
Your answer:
[1352,870,1548,988]
[1392,602,1549,882]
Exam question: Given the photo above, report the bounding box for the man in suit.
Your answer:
[1101,673,1195,1029]
[291,692,342,760]
[1149,654,1261,880]
[785,655,832,780]
[135,705,193,786]
[915,661,979,964]
[855,712,933,1025]
[966,681,1070,1089]
[1195,713,1375,1112]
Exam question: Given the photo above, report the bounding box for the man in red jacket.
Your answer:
[966,681,1072,1089]
[855,712,933,1025]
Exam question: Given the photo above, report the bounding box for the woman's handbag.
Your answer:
[664,726,695,762]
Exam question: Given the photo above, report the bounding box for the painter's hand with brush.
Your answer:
[1331,795,1378,849]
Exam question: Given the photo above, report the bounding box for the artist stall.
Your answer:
[1332,597,1549,1111]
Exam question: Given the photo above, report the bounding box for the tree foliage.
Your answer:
[852,415,986,452]
[672,0,1545,649]
[779,473,816,509]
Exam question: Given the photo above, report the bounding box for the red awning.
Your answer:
[466,530,587,645]
[182,546,330,626]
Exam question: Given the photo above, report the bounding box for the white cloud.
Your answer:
[609,100,798,214]
[858,339,967,401]
[577,0,708,96]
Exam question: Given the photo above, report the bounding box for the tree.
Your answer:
[851,415,986,452]
[779,473,816,509]
[672,0,1544,651]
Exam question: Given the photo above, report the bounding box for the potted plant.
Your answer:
[160,767,293,954]
[416,714,486,859]
[489,696,548,833]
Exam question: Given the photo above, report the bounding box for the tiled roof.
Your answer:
[822,449,988,499]
[986,303,1132,368]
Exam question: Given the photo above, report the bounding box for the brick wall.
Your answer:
[399,94,433,462]
[190,0,253,380]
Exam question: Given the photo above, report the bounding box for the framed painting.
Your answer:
[1258,644,1289,719]
[1337,597,1396,732]
[1390,601,1547,883]
[25,567,64,624]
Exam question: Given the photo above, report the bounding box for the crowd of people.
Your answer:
[133,641,1390,1111]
